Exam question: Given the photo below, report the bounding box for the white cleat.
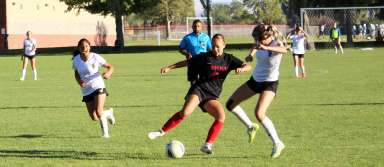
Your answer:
[200,143,213,155]
[147,130,165,140]
[107,108,115,125]
[33,77,38,81]
[20,77,25,81]
[271,142,285,159]
[102,134,110,139]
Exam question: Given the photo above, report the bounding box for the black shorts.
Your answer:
[293,53,304,58]
[82,88,108,103]
[246,77,278,94]
[185,86,217,112]
[23,54,36,60]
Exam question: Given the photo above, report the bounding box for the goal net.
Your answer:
[301,6,384,48]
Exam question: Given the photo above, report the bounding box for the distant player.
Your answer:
[20,31,38,81]
[330,22,343,54]
[287,26,308,78]
[148,34,251,154]
[226,24,287,159]
[72,38,115,138]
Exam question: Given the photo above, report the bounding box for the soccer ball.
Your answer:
[166,140,185,158]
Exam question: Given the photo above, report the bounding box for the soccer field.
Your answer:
[0,48,383,166]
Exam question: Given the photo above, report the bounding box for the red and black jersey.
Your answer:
[187,51,244,98]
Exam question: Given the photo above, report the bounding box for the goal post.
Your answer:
[168,17,213,41]
[300,6,384,48]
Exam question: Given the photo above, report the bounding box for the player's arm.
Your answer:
[32,40,37,52]
[259,41,288,54]
[179,49,192,60]
[74,71,86,87]
[102,63,114,80]
[160,59,188,75]
[245,45,258,62]
[235,63,252,74]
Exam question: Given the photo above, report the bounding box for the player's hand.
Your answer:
[245,55,253,62]
[79,80,87,87]
[161,67,171,75]
[186,53,192,60]
[102,72,112,80]
[235,67,245,74]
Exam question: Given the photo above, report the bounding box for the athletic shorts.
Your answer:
[23,54,36,60]
[82,88,108,103]
[185,86,217,112]
[246,77,278,94]
[293,53,304,58]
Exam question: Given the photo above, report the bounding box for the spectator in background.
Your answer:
[318,23,326,39]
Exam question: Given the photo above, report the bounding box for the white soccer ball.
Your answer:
[166,140,185,158]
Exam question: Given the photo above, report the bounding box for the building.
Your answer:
[0,0,116,50]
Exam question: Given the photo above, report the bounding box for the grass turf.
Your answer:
[0,47,383,166]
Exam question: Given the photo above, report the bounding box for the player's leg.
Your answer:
[293,55,299,77]
[337,38,344,54]
[95,93,110,138]
[30,57,38,80]
[20,56,28,80]
[299,56,306,78]
[333,40,338,54]
[148,93,200,140]
[255,91,284,158]
[200,100,225,154]
[226,82,259,143]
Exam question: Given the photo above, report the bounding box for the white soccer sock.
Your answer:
[21,69,26,79]
[32,69,37,80]
[301,66,306,74]
[294,66,299,77]
[103,108,112,117]
[339,46,344,54]
[99,113,109,137]
[231,106,254,129]
[261,117,282,144]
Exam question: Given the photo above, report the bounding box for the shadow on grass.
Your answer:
[302,102,384,106]
[0,149,259,160]
[0,134,44,139]
[0,104,180,110]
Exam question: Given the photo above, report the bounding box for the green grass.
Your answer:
[1,47,384,166]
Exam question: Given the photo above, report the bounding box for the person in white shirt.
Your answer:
[72,38,115,138]
[287,26,308,78]
[20,31,38,81]
[226,24,287,159]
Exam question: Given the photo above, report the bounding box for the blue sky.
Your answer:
[194,0,232,16]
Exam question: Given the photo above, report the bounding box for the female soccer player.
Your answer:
[330,22,344,54]
[148,34,251,154]
[287,26,308,78]
[72,38,115,138]
[20,31,38,81]
[226,24,287,159]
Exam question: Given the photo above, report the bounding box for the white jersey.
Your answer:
[23,38,37,56]
[290,33,305,54]
[72,53,107,96]
[252,40,283,82]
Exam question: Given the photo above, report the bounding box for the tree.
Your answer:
[60,0,157,50]
[211,4,231,24]
[200,0,212,36]
[140,0,194,40]
[244,0,286,24]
